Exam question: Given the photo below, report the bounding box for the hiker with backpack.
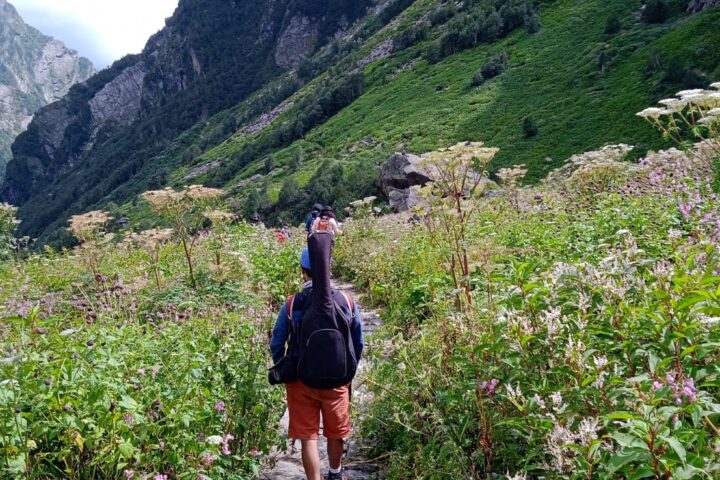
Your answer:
[305,203,323,233]
[269,233,364,480]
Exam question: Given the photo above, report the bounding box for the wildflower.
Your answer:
[248,449,262,457]
[137,368,146,376]
[541,306,563,336]
[506,473,527,480]
[154,475,168,480]
[652,380,664,391]
[593,355,608,370]
[636,107,669,119]
[124,470,134,480]
[681,378,697,402]
[577,417,601,448]
[215,401,225,412]
[151,366,160,378]
[678,202,693,220]
[505,383,526,408]
[124,414,134,427]
[481,379,500,396]
[676,89,704,97]
[658,98,685,112]
[221,433,235,455]
[199,454,217,467]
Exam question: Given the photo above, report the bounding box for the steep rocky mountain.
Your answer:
[1,0,374,243]
[0,0,93,179]
[2,0,720,247]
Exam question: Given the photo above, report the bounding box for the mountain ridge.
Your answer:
[0,0,94,179]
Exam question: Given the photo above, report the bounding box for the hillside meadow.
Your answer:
[1,84,720,478]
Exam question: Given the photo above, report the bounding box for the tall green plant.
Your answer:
[141,185,224,288]
[419,142,497,311]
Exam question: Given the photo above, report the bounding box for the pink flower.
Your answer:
[682,378,697,402]
[249,449,262,457]
[221,434,235,456]
[154,475,167,480]
[124,470,134,480]
[652,381,664,391]
[151,366,160,378]
[215,401,225,412]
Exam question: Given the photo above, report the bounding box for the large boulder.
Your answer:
[380,152,432,211]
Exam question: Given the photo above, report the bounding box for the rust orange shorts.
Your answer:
[286,381,351,440]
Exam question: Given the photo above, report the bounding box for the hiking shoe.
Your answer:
[325,470,347,480]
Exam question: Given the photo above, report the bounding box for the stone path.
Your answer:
[259,282,384,480]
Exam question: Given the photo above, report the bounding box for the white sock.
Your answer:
[329,466,342,474]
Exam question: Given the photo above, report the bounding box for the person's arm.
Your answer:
[269,304,290,364]
[350,303,364,361]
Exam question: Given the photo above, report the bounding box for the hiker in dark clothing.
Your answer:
[270,247,364,480]
[305,204,323,233]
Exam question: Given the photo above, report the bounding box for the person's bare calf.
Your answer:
[301,439,321,480]
[300,438,345,480]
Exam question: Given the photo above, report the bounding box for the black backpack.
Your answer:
[296,232,358,389]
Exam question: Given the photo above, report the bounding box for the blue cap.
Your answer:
[300,248,311,270]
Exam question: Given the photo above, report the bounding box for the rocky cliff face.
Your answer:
[686,0,720,12]
[0,0,94,178]
[1,0,373,241]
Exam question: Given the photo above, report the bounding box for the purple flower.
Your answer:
[124,414,134,427]
[215,401,225,412]
[652,381,664,391]
[678,202,693,220]
[681,378,697,402]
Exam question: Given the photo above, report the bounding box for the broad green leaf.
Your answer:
[659,435,686,464]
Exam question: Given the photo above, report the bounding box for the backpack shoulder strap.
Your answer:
[285,294,296,333]
[334,291,354,324]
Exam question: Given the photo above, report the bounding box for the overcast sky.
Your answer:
[11,0,179,69]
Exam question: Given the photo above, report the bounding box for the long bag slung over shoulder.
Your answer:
[297,231,357,389]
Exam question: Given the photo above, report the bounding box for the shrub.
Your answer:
[604,13,621,34]
[522,115,539,138]
[642,0,670,23]
[483,52,509,78]
[525,13,541,33]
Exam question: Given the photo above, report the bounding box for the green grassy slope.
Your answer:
[260,0,720,185]
[44,0,720,236]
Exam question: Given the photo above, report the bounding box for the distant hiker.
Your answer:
[305,204,323,233]
[310,206,342,239]
[269,237,364,480]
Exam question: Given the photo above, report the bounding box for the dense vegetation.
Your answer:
[2,82,720,478]
[0,213,305,478]
[329,87,720,477]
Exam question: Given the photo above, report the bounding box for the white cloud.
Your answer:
[11,0,178,68]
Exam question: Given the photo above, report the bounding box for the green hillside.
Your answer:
[187,0,720,221]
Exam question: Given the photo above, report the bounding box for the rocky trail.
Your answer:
[260,282,385,480]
